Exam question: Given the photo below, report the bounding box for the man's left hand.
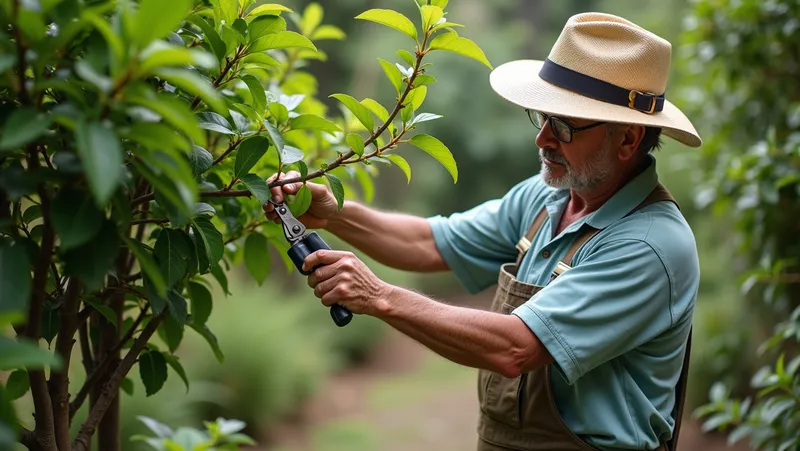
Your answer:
[304,250,392,316]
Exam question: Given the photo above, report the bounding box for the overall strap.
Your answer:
[514,207,548,267]
[667,329,692,451]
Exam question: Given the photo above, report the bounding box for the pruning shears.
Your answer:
[268,198,353,327]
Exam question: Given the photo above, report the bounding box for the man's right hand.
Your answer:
[263,171,340,229]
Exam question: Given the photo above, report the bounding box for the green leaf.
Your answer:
[62,220,120,291]
[346,133,364,157]
[6,370,30,400]
[414,74,436,87]
[249,31,317,53]
[212,0,238,25]
[127,122,192,154]
[51,188,104,250]
[154,229,192,288]
[133,0,192,48]
[385,154,411,183]
[240,174,271,205]
[408,134,457,183]
[163,354,190,393]
[244,233,270,285]
[210,264,230,295]
[247,3,293,18]
[22,205,41,224]
[0,336,62,371]
[409,113,443,127]
[330,94,374,131]
[360,98,389,123]
[407,86,427,111]
[192,217,224,273]
[190,323,224,362]
[378,58,403,94]
[160,314,184,353]
[420,5,444,30]
[397,49,415,67]
[123,237,167,297]
[300,2,323,35]
[139,350,168,397]
[187,14,227,61]
[325,174,345,210]
[279,145,304,166]
[288,114,342,136]
[80,11,124,73]
[139,42,215,74]
[0,107,52,151]
[234,136,270,179]
[187,281,212,326]
[288,184,312,217]
[138,149,198,219]
[268,102,289,124]
[428,31,492,69]
[431,0,449,7]
[262,120,285,152]
[248,15,287,41]
[311,25,345,40]
[75,121,123,207]
[155,68,227,115]
[166,289,188,325]
[127,91,205,145]
[242,52,280,69]
[197,112,235,135]
[121,377,135,396]
[189,146,214,177]
[84,298,118,329]
[241,75,267,115]
[355,9,417,41]
[40,302,59,346]
[0,242,31,323]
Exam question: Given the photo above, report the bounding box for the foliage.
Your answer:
[0,0,490,449]
[680,0,800,448]
[131,416,254,451]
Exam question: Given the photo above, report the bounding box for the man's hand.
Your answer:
[304,250,393,316]
[263,170,339,229]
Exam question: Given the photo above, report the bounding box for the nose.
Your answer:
[535,119,559,150]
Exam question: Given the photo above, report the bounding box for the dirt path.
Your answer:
[256,328,746,451]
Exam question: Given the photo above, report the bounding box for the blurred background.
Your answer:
[13,0,798,450]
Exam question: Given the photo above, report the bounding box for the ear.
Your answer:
[617,124,645,161]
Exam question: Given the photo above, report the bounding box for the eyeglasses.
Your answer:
[526,109,606,143]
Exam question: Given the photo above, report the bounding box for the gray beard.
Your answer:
[538,138,615,191]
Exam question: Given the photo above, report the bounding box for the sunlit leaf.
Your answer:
[378,58,403,94]
[240,174,271,205]
[325,174,345,210]
[75,121,123,207]
[408,134,457,183]
[346,133,364,157]
[288,184,312,217]
[429,30,492,69]
[384,154,411,183]
[247,3,293,18]
[133,0,193,49]
[241,75,267,115]
[249,31,317,52]
[234,136,270,179]
[355,9,417,41]
[288,114,342,136]
[330,94,374,131]
[311,25,345,40]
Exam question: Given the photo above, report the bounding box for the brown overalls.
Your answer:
[476,184,692,451]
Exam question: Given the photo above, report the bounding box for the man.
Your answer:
[264,12,700,451]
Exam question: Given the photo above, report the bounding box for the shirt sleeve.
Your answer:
[512,238,674,385]
[427,177,543,294]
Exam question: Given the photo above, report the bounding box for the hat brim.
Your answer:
[489,60,702,148]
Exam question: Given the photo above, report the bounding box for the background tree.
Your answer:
[681,0,800,449]
[0,0,491,449]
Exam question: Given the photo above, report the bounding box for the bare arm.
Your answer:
[324,200,446,272]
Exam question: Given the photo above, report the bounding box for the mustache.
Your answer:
[539,148,568,166]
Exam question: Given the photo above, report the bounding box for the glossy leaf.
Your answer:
[330,94,374,131]
[249,31,317,53]
[361,98,389,123]
[346,133,364,157]
[189,146,214,177]
[397,49,415,67]
[122,237,167,297]
[190,323,224,362]
[288,184,312,218]
[244,232,270,285]
[51,187,104,250]
[197,112,235,135]
[262,120,285,152]
[188,281,213,326]
[188,14,227,60]
[234,136,270,179]
[127,91,205,144]
[241,75,267,115]
[240,174,271,205]
[409,113,443,127]
[0,241,32,323]
[75,121,123,207]
[420,5,444,30]
[133,0,192,48]
[429,31,492,69]
[154,229,192,288]
[325,174,345,210]
[160,314,184,353]
[0,107,52,151]
[155,69,227,115]
[414,74,437,87]
[385,154,411,183]
[355,9,417,41]
[311,25,345,40]
[139,350,168,397]
[139,42,215,74]
[288,114,342,135]
[378,58,403,94]
[279,145,304,166]
[164,354,190,393]
[248,15,287,41]
[192,217,224,273]
[408,134,457,183]
[248,3,293,18]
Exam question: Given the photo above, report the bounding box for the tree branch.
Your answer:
[72,312,165,451]
[79,319,94,374]
[130,217,169,226]
[69,305,149,420]
[49,279,81,451]
[213,137,242,166]
[131,189,252,207]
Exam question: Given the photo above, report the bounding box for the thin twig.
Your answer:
[79,320,94,374]
[69,305,150,420]
[213,137,242,166]
[72,312,165,451]
[130,218,169,226]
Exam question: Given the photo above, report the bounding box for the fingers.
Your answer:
[306,264,337,289]
[302,250,353,272]
[264,170,302,207]
[313,275,349,307]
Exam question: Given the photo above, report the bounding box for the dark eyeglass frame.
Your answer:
[525,109,606,143]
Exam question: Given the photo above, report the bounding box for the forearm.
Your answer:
[324,200,446,272]
[374,285,538,377]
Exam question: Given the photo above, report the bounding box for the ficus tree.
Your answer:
[0,0,492,449]
[681,0,800,449]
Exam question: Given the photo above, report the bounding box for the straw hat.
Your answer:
[489,12,702,148]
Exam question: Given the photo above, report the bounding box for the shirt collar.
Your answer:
[543,155,659,232]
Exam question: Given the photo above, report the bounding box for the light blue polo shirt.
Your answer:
[427,156,699,451]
